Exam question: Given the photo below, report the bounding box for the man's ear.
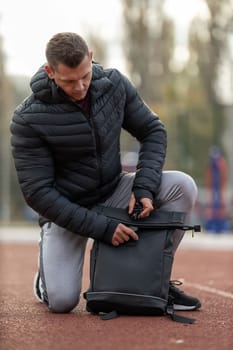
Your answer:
[89,51,93,61]
[45,65,54,79]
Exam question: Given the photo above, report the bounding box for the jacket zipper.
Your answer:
[73,101,102,188]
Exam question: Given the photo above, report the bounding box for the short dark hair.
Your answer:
[46,32,89,69]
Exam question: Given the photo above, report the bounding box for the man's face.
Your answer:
[45,52,93,101]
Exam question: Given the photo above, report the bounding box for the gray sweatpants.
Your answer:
[38,171,197,313]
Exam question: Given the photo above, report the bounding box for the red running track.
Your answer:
[0,242,232,350]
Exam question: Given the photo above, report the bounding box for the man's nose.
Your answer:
[73,80,84,90]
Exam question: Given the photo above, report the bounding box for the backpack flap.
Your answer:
[92,206,186,229]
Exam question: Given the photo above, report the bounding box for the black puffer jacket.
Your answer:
[10,63,167,243]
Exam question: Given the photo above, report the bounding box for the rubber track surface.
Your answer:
[0,243,232,350]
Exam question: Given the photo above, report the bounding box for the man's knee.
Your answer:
[179,171,197,205]
[172,171,198,207]
[47,289,80,313]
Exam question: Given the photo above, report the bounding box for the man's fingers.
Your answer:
[123,225,138,240]
[112,224,138,245]
[139,207,152,218]
[112,197,155,245]
[139,198,154,218]
[115,230,130,242]
[112,239,120,246]
[128,193,136,214]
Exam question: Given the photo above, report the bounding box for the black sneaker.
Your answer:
[169,280,201,311]
[33,271,44,303]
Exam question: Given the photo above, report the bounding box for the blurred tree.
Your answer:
[188,0,233,148]
[121,0,174,104]
[120,0,175,159]
[163,71,214,183]
[0,29,31,223]
[0,33,13,222]
[121,0,233,186]
[87,33,107,66]
[9,76,31,221]
[120,0,210,181]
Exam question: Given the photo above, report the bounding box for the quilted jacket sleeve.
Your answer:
[10,112,118,243]
[121,74,167,201]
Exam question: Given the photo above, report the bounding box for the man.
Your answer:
[11,32,201,313]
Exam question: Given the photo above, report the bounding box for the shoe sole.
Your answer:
[173,302,201,311]
[33,272,44,303]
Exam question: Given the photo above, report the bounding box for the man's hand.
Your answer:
[128,193,154,219]
[111,223,138,246]
[111,193,154,246]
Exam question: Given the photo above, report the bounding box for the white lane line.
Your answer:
[185,282,233,299]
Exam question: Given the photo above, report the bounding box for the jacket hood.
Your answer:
[30,63,113,104]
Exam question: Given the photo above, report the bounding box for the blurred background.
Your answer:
[0,0,233,234]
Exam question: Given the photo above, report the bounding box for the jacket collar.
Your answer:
[90,63,113,101]
[30,63,114,104]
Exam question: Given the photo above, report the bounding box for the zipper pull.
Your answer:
[192,225,201,237]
